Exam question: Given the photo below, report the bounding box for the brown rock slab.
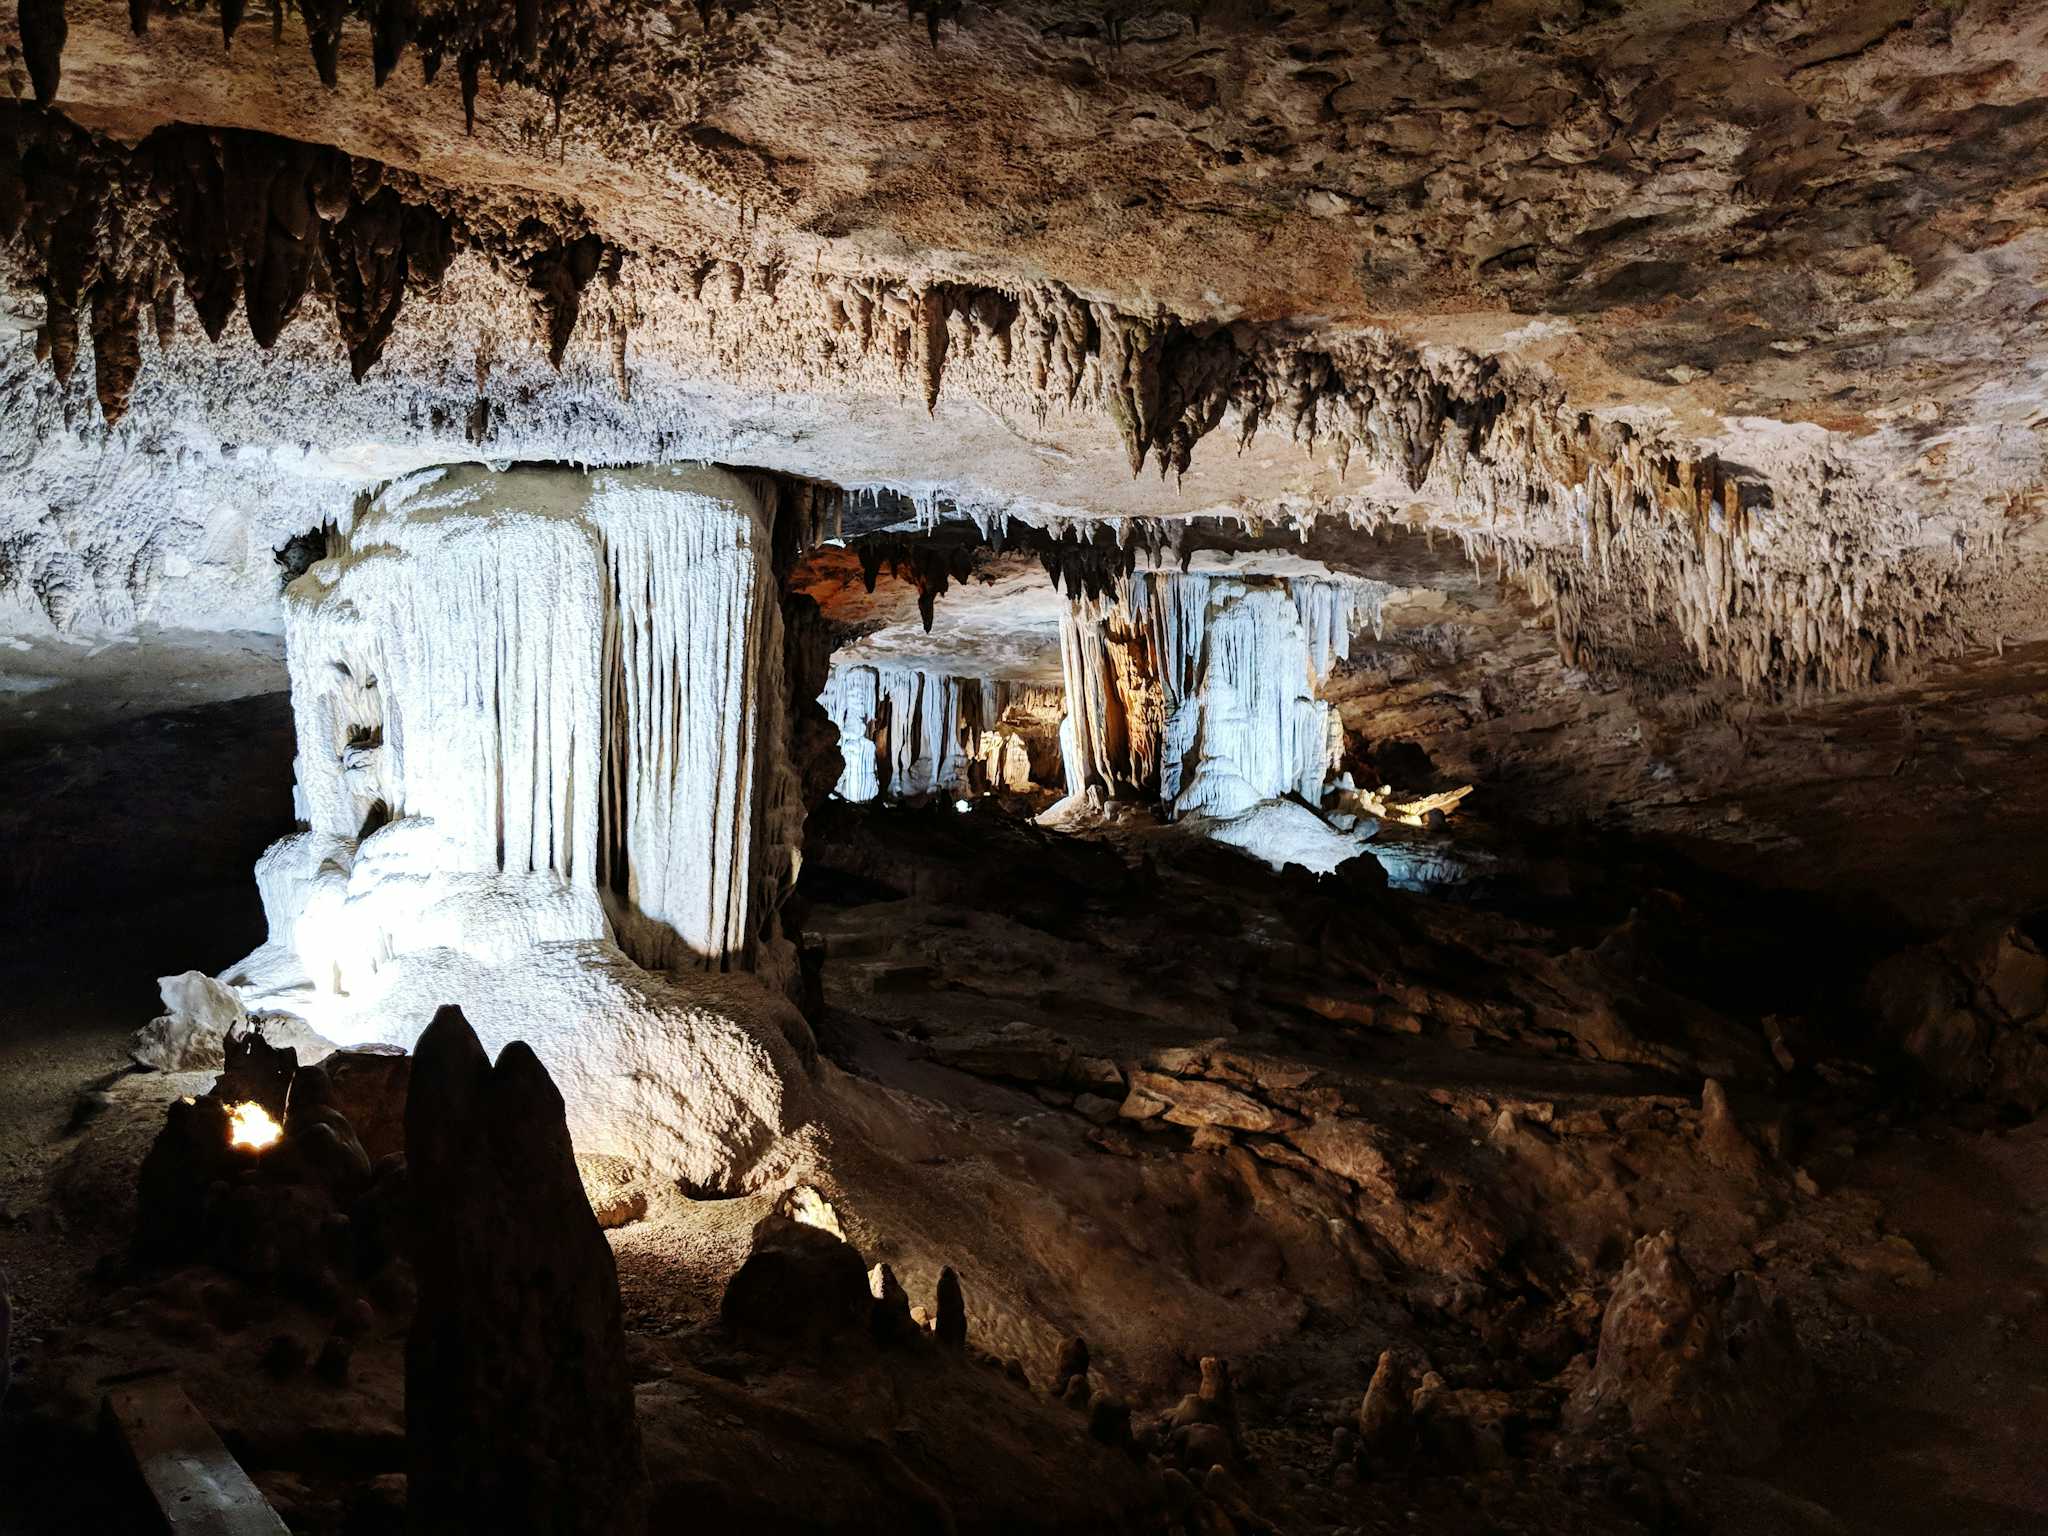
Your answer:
[104,1379,290,1535]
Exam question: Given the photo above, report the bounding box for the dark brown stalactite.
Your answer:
[305,0,345,87]
[4,113,500,403]
[322,186,407,380]
[369,0,415,87]
[219,0,244,47]
[152,131,242,343]
[149,275,176,352]
[41,292,77,383]
[917,285,951,415]
[19,0,66,107]
[88,277,142,423]
[846,532,975,631]
[127,0,149,35]
[525,233,604,368]
[458,49,481,134]
[515,0,539,65]
[1152,325,1239,481]
[223,139,332,348]
[321,187,454,380]
[0,119,22,246]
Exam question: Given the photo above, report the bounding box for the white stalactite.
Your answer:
[822,659,1024,801]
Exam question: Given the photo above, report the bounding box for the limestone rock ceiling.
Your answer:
[3,0,2048,699]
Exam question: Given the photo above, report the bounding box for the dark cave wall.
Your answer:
[0,691,297,974]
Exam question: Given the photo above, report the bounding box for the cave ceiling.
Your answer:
[4,0,2048,697]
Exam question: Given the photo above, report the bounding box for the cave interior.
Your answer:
[4,3,2048,1534]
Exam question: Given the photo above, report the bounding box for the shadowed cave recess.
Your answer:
[6,4,2048,1534]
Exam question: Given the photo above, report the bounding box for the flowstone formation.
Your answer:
[220,461,809,1190]
[1054,554,1385,810]
[822,661,1060,804]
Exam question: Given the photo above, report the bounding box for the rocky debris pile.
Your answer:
[1568,1230,1813,1467]
[1868,913,2048,1112]
[405,1004,646,1535]
[132,1025,412,1349]
[714,1200,1304,1534]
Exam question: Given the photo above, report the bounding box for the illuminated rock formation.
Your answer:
[822,660,1047,803]
[223,462,806,1190]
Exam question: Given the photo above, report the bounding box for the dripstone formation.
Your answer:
[404,1005,646,1536]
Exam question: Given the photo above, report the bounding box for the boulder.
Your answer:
[321,1048,412,1161]
[1052,1335,1090,1397]
[1355,1350,1410,1465]
[721,1214,871,1346]
[868,1263,914,1344]
[1123,1071,1301,1134]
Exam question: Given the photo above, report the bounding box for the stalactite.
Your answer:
[0,115,1988,697]
[822,660,1021,803]
[87,276,141,425]
[306,0,346,86]
[19,0,66,107]
[368,0,415,85]
[527,233,605,368]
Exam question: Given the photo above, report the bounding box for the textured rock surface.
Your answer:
[1868,914,2048,1110]
[1570,1230,1813,1467]
[7,1,2048,714]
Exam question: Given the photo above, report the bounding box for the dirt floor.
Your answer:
[4,703,2048,1534]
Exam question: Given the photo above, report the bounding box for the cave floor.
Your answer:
[2,715,2048,1532]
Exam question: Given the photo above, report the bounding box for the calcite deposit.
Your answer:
[6,5,2048,1536]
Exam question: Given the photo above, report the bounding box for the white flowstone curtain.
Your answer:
[274,463,796,989]
[1056,569,1357,816]
[821,659,1009,802]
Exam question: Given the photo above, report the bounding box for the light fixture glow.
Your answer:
[227,1101,283,1151]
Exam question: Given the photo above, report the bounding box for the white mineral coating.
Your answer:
[219,462,806,1190]
[130,969,342,1071]
[131,970,246,1071]
[822,659,1016,801]
[226,927,802,1192]
[1171,582,1341,822]
[278,462,797,972]
[1198,799,1380,876]
[1056,559,1365,815]
[823,663,885,802]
